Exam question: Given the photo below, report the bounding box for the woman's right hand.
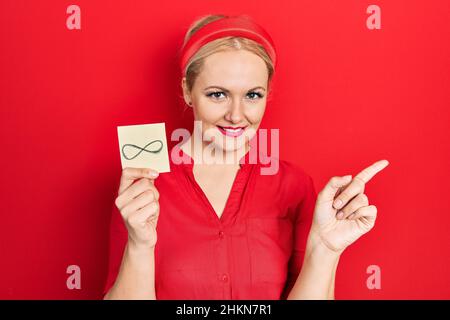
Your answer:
[114,167,160,249]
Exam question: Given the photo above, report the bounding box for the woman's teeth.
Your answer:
[225,128,241,133]
[217,126,246,137]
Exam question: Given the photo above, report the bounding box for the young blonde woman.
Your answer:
[103,14,388,300]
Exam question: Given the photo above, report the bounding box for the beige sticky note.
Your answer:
[117,122,170,173]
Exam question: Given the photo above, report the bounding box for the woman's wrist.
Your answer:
[288,226,341,300]
[125,240,156,275]
[306,227,342,261]
[127,238,155,256]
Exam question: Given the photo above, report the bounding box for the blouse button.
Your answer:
[218,230,224,239]
[221,274,229,282]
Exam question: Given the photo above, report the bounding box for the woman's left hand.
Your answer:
[310,160,389,254]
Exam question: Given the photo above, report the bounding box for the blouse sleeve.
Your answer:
[281,173,317,299]
[102,203,128,298]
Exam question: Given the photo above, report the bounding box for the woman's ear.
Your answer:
[181,77,193,107]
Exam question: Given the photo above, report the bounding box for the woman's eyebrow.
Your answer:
[204,86,266,92]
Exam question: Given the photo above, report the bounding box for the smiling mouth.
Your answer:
[216,125,247,137]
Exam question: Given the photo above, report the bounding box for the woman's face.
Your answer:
[182,49,269,154]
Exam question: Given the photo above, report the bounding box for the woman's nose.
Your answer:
[224,99,245,123]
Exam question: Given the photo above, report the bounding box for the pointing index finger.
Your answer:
[332,159,389,210]
[354,159,389,185]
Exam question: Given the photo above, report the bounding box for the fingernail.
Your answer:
[333,199,343,209]
[150,171,159,178]
[336,211,344,219]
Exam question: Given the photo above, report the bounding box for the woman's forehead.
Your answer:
[197,50,268,89]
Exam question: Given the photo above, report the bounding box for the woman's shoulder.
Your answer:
[277,159,312,180]
[278,159,315,194]
[256,156,315,200]
[259,156,313,183]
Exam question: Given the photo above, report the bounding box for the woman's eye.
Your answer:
[206,91,264,100]
[206,91,226,99]
[247,92,264,100]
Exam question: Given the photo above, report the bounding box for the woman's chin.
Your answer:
[218,138,246,152]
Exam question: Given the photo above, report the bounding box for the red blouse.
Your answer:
[103,144,317,299]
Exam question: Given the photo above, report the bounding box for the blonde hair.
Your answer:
[180,14,276,93]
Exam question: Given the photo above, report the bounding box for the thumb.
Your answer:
[318,175,353,204]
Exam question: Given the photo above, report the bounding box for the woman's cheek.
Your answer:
[247,100,266,117]
[247,111,264,128]
[197,102,225,122]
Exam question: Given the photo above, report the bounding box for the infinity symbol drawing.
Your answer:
[121,140,163,160]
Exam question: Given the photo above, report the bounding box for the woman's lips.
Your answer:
[217,126,247,137]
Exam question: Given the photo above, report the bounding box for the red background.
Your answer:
[1,0,449,299]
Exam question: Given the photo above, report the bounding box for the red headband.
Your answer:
[180,15,277,76]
